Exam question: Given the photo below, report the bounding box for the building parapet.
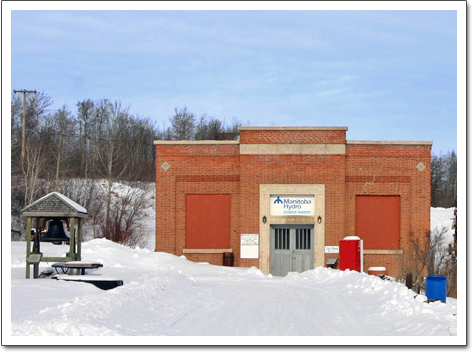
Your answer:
[238,126,348,131]
[347,140,433,146]
[154,140,240,145]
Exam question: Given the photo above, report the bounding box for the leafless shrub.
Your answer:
[96,181,152,248]
[399,227,456,297]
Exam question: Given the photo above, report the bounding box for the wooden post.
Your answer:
[406,272,413,290]
[25,217,32,279]
[33,218,41,278]
[69,217,76,274]
[33,263,39,278]
[77,218,82,261]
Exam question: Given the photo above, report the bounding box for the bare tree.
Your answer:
[44,105,76,190]
[431,151,457,208]
[22,140,48,205]
[444,151,457,206]
[399,227,456,297]
[11,91,52,208]
[95,101,132,228]
[11,93,23,148]
[195,114,223,140]
[77,99,95,179]
[11,91,52,195]
[171,107,195,140]
[125,117,157,181]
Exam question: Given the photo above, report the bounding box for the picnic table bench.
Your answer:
[52,261,103,275]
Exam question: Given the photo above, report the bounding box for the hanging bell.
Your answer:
[41,219,70,243]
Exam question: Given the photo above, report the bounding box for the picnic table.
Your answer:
[52,261,103,275]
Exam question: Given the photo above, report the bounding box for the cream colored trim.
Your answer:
[277,144,301,154]
[347,140,433,146]
[238,126,348,131]
[240,144,259,154]
[154,140,240,145]
[259,184,325,275]
[363,249,404,255]
[260,144,278,154]
[240,144,346,155]
[326,144,346,154]
[183,248,233,254]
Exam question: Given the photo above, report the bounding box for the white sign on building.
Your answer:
[325,246,339,254]
[241,234,259,258]
[269,194,315,216]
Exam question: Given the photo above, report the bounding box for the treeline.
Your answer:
[11,90,457,227]
[431,151,457,208]
[11,91,240,210]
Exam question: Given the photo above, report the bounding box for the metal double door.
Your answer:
[270,225,314,276]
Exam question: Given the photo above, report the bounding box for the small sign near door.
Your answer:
[325,246,339,254]
[241,234,259,258]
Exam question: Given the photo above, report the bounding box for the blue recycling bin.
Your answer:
[425,275,447,303]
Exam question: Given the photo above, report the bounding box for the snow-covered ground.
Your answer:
[430,207,456,244]
[3,207,464,345]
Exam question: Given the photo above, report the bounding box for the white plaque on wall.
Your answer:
[270,194,315,216]
[325,246,339,254]
[241,234,259,259]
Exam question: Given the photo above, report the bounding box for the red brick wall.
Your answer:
[155,144,239,255]
[155,131,431,280]
[239,154,346,248]
[239,129,346,144]
[238,128,348,258]
[345,143,432,277]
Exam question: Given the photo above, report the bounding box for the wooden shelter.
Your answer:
[21,192,88,278]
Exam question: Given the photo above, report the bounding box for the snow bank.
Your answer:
[430,207,455,245]
[7,239,458,341]
[4,206,463,344]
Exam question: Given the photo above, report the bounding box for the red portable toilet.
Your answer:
[339,236,363,272]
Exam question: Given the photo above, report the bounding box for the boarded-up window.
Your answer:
[355,195,401,250]
[186,194,231,249]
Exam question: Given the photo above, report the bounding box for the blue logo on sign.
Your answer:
[273,196,283,204]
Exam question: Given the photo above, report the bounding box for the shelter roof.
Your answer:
[21,192,88,218]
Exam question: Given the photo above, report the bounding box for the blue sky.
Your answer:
[7,3,464,154]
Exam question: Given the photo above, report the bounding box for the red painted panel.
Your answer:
[186,194,231,249]
[355,196,401,250]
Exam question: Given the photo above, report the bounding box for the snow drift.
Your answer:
[4,205,462,345]
[8,238,457,341]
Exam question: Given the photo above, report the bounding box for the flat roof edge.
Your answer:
[347,140,433,146]
[237,126,348,131]
[154,140,240,145]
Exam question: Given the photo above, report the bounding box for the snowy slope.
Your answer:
[4,208,463,345]
[7,242,458,341]
[430,207,456,245]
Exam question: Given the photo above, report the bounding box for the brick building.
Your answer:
[154,127,432,278]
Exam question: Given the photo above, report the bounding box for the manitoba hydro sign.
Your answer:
[269,195,315,216]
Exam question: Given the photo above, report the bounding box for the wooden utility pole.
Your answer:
[13,89,37,164]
